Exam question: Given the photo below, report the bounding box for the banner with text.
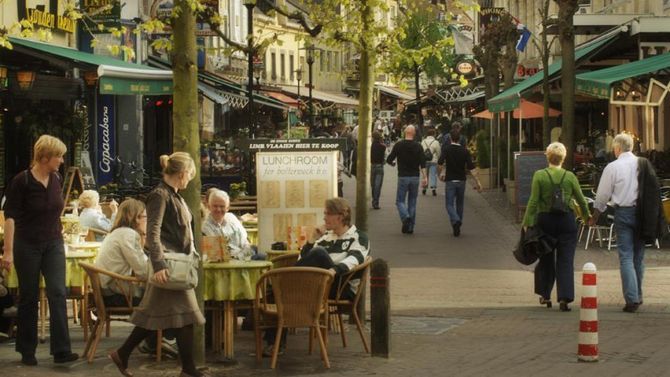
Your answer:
[96,94,116,185]
[256,151,338,252]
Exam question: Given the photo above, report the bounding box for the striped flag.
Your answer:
[512,17,532,52]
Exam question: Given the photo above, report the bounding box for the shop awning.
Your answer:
[9,37,173,95]
[487,30,621,113]
[376,85,415,101]
[576,52,670,99]
[198,83,230,105]
[281,85,359,107]
[264,91,300,107]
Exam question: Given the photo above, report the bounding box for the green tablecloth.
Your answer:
[203,260,272,301]
[5,251,96,289]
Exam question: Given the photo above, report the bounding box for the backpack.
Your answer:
[423,140,435,161]
[544,169,570,214]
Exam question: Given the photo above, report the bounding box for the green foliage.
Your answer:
[475,129,491,169]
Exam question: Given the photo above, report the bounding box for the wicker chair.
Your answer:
[79,262,162,363]
[85,228,109,242]
[328,257,372,353]
[270,253,299,269]
[254,267,334,369]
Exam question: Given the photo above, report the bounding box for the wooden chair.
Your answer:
[85,228,109,242]
[328,257,372,353]
[78,262,162,363]
[270,253,299,269]
[254,267,334,369]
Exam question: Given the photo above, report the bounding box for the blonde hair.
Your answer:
[325,197,352,226]
[545,142,567,166]
[111,199,146,232]
[78,190,100,209]
[32,135,66,166]
[160,152,195,178]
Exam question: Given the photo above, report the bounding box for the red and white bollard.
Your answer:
[578,262,598,362]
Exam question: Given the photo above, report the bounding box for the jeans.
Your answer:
[13,238,72,356]
[534,212,578,303]
[396,176,420,230]
[426,162,438,189]
[445,181,466,225]
[613,207,645,304]
[371,164,384,207]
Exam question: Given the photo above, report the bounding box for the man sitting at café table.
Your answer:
[79,190,117,239]
[202,189,265,260]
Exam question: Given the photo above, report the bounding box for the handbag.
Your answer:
[513,229,538,265]
[148,251,200,290]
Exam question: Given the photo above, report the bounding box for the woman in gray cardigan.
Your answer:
[110,152,206,377]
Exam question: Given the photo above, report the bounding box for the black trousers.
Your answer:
[14,238,72,356]
[534,212,578,303]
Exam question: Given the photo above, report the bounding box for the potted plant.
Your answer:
[229,181,247,201]
[475,129,496,190]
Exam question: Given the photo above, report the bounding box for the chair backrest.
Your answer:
[271,253,299,269]
[663,198,670,222]
[263,267,334,328]
[79,262,108,320]
[336,257,373,307]
[86,228,108,242]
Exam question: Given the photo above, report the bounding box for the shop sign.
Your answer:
[479,7,506,36]
[96,94,116,185]
[243,138,345,152]
[82,0,121,24]
[455,60,475,76]
[516,64,540,77]
[26,7,75,33]
[99,77,173,95]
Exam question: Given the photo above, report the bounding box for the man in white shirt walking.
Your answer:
[589,133,644,313]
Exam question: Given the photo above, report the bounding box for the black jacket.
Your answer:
[636,157,666,243]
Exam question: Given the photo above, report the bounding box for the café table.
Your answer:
[266,249,300,260]
[245,228,258,246]
[203,259,272,360]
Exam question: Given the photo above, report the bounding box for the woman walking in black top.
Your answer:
[370,131,387,209]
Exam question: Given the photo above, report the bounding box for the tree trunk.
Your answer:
[171,0,204,363]
[414,63,423,134]
[556,0,579,169]
[355,0,375,233]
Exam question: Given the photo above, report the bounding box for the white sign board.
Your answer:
[256,151,338,252]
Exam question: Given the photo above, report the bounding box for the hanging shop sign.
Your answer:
[455,60,475,76]
[243,138,345,152]
[479,7,506,36]
[96,94,116,185]
[82,0,121,24]
[25,7,75,33]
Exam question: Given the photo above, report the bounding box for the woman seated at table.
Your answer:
[95,199,148,307]
[202,189,264,261]
[79,190,118,239]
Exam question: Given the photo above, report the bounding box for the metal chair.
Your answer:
[584,205,616,251]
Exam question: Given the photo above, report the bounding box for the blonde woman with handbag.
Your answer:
[110,152,206,377]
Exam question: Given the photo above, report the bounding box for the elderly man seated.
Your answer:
[79,190,117,239]
[202,189,265,261]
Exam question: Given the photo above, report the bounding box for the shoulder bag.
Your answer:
[148,250,200,290]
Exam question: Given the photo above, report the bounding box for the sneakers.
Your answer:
[21,353,37,366]
[53,351,78,363]
[161,338,179,358]
[262,344,285,357]
[2,305,17,318]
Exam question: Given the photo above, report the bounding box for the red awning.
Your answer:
[264,91,299,107]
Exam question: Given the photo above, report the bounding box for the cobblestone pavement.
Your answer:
[2,172,670,376]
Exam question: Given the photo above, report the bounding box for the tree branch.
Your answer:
[260,0,322,37]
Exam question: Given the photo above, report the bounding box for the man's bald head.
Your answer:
[404,125,416,139]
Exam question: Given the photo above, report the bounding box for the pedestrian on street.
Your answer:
[441,121,467,146]
[1,135,79,366]
[421,128,441,196]
[386,125,427,234]
[590,133,663,313]
[371,131,387,209]
[110,152,207,377]
[438,128,482,237]
[522,142,590,312]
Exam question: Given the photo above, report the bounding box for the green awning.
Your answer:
[487,32,620,113]
[9,37,173,95]
[576,52,670,99]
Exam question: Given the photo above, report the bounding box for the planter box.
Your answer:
[504,178,516,205]
[478,168,498,190]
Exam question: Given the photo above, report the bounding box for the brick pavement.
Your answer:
[2,174,670,376]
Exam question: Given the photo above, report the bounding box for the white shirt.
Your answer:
[202,212,252,260]
[95,227,148,295]
[594,151,638,212]
[421,136,441,163]
[79,207,115,233]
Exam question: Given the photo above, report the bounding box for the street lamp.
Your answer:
[244,0,255,138]
[303,44,316,128]
[295,68,303,108]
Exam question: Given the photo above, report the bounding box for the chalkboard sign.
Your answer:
[514,151,547,222]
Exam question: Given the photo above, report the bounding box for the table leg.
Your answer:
[223,301,235,360]
[82,276,89,342]
[212,307,221,353]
